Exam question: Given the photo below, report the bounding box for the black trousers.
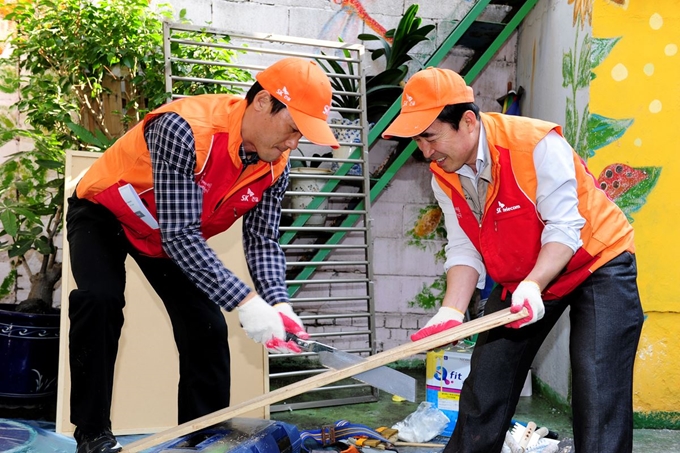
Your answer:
[445,252,644,453]
[66,195,231,432]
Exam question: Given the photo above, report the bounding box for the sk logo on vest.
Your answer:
[496,200,520,214]
[197,179,212,193]
[241,188,259,203]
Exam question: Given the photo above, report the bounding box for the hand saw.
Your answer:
[122,307,528,452]
[286,333,417,402]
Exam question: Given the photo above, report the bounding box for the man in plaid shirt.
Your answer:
[66,58,339,453]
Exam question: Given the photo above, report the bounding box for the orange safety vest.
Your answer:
[432,112,634,299]
[76,94,290,258]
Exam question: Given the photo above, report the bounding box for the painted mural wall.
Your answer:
[519,0,679,421]
[591,0,679,423]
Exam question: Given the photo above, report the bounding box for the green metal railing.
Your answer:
[284,0,539,296]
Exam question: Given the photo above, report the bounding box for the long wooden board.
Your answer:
[123,307,527,452]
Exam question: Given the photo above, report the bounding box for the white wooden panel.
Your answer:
[56,150,268,436]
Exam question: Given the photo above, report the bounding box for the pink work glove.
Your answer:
[237,296,307,353]
[411,306,465,341]
[274,302,310,339]
[506,280,545,329]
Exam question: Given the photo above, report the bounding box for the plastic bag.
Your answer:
[391,401,450,443]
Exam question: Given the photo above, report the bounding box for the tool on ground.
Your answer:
[511,419,558,440]
[346,425,399,450]
[374,427,398,443]
[122,307,528,452]
[518,421,536,449]
[300,420,392,450]
[287,333,417,402]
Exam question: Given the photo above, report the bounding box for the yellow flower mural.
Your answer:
[592,0,680,422]
[568,0,593,28]
[563,5,662,224]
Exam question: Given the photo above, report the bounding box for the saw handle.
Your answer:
[285,333,335,353]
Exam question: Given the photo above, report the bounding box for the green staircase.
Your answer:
[283,0,539,295]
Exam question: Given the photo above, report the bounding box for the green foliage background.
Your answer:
[0,0,252,303]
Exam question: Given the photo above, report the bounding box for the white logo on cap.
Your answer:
[403,93,416,107]
[277,87,291,102]
[323,105,330,116]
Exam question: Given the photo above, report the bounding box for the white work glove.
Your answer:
[237,296,308,353]
[411,306,465,341]
[502,424,559,453]
[507,280,545,329]
[501,431,522,453]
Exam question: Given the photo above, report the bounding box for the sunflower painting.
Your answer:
[568,0,593,29]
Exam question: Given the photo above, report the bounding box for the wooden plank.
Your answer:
[122,307,527,452]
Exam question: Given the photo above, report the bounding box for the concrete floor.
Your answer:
[269,367,680,453]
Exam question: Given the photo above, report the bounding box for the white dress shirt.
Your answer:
[433,125,586,289]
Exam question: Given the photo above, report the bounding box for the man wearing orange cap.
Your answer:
[383,67,643,453]
[66,57,339,453]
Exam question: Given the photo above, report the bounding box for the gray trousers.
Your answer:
[445,252,643,453]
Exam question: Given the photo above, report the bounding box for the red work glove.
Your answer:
[411,306,465,341]
[506,280,545,329]
[237,296,305,353]
[274,302,310,339]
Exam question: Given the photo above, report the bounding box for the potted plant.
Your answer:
[317,4,434,122]
[287,149,333,226]
[0,0,252,407]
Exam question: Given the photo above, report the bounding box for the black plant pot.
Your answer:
[0,304,60,406]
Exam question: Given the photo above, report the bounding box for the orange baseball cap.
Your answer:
[256,58,339,149]
[382,67,475,138]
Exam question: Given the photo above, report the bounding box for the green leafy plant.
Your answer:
[0,0,252,310]
[0,129,65,309]
[317,4,435,123]
[359,3,434,122]
[359,4,434,79]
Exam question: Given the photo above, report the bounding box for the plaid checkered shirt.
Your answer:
[144,112,289,310]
